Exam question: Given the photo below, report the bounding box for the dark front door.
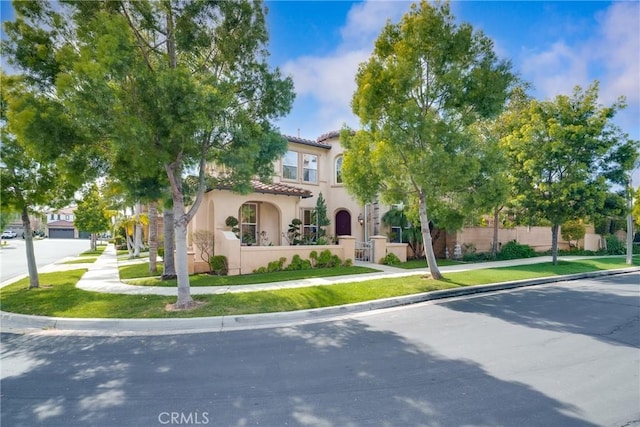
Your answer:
[335,210,351,236]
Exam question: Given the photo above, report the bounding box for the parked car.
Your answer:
[1,230,18,239]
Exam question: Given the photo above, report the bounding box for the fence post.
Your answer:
[338,235,356,263]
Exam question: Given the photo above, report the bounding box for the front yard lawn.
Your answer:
[397,259,464,269]
[121,264,379,286]
[0,256,636,319]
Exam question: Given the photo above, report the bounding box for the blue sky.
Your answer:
[2,1,639,181]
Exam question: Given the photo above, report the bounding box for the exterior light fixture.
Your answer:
[358,213,364,226]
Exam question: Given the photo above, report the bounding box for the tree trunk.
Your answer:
[551,223,559,265]
[161,207,176,279]
[418,191,442,280]
[133,202,142,257]
[148,201,158,274]
[173,200,194,308]
[491,207,501,258]
[91,233,97,251]
[22,206,39,289]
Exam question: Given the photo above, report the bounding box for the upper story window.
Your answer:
[283,151,298,180]
[335,156,343,184]
[302,153,317,183]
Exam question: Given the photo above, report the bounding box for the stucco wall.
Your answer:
[452,225,605,254]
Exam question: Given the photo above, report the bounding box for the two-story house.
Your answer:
[189,131,392,252]
[46,207,86,239]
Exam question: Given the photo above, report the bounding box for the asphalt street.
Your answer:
[0,238,92,283]
[2,272,638,427]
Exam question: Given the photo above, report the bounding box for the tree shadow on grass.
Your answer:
[2,317,599,427]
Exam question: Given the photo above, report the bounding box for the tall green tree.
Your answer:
[75,183,110,251]
[312,193,330,240]
[0,74,92,288]
[501,82,639,264]
[10,1,295,308]
[342,1,515,279]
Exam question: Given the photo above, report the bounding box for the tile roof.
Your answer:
[214,179,313,199]
[47,220,75,228]
[316,131,341,143]
[284,134,331,149]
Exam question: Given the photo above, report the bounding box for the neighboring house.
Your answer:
[190,131,394,251]
[46,207,88,239]
[2,211,44,237]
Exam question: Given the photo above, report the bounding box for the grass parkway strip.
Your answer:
[0,256,637,319]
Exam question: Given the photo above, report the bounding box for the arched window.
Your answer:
[335,156,343,184]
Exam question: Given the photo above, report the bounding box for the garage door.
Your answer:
[49,228,75,239]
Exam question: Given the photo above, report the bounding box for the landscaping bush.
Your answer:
[316,249,339,268]
[462,252,495,262]
[267,257,287,272]
[603,234,625,255]
[381,252,401,265]
[288,254,312,270]
[209,255,228,276]
[309,250,318,267]
[343,258,353,267]
[498,241,536,260]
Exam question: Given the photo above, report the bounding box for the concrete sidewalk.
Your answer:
[1,244,638,335]
[75,244,627,295]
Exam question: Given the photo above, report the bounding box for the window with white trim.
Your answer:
[335,155,343,184]
[283,151,298,180]
[240,203,258,245]
[302,209,316,242]
[302,153,317,183]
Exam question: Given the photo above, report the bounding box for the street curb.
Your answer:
[1,267,639,336]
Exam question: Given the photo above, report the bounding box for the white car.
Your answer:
[1,230,17,239]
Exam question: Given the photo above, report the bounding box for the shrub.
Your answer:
[561,220,586,248]
[287,254,312,270]
[381,252,401,265]
[604,235,625,255]
[462,252,495,262]
[331,254,342,267]
[209,255,228,276]
[498,241,536,260]
[343,258,353,267]
[309,250,318,267]
[316,249,337,268]
[267,257,287,272]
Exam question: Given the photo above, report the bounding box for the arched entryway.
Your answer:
[335,210,351,236]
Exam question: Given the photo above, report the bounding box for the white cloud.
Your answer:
[280,1,411,138]
[521,2,639,106]
[593,2,640,105]
[521,42,590,99]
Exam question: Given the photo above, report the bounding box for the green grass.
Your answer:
[123,266,379,286]
[0,257,637,318]
[80,246,106,257]
[119,262,163,280]
[397,259,464,269]
[62,257,98,264]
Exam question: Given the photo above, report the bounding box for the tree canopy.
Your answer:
[3,0,295,308]
[342,0,515,278]
[500,82,639,263]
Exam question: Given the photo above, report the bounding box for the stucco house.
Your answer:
[186,130,606,274]
[187,131,404,273]
[46,207,88,239]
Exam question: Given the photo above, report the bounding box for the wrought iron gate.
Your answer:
[355,241,373,262]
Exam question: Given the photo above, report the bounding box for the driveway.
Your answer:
[1,272,638,426]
